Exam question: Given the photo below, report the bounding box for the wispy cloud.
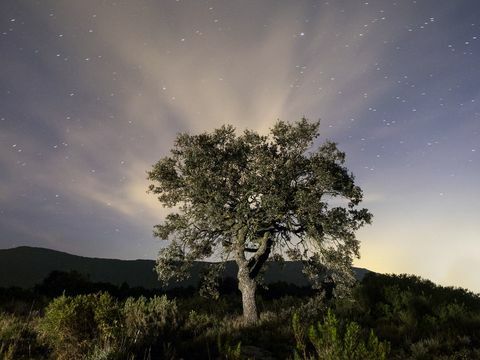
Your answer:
[1,0,479,289]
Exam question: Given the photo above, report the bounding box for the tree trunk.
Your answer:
[238,271,258,324]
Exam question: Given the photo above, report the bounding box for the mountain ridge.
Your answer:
[0,246,371,289]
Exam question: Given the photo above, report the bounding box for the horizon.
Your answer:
[0,245,476,294]
[0,245,371,269]
[1,1,479,293]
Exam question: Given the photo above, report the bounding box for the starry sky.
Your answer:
[1,0,479,292]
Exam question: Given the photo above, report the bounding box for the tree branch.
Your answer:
[247,232,273,279]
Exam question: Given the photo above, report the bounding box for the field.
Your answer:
[1,272,480,359]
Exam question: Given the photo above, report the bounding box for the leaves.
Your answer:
[148,119,372,287]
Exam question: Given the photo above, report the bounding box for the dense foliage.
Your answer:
[1,272,479,359]
[148,119,372,322]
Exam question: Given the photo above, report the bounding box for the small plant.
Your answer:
[292,312,307,359]
[123,295,178,346]
[0,312,31,359]
[293,309,389,360]
[307,309,341,359]
[217,335,242,360]
[185,310,216,336]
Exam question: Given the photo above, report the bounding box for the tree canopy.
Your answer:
[148,119,372,322]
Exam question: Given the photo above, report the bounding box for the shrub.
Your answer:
[36,293,122,359]
[37,294,95,358]
[217,336,242,360]
[94,292,123,345]
[123,295,178,347]
[0,312,43,359]
[185,310,216,336]
[293,309,389,360]
[36,293,179,359]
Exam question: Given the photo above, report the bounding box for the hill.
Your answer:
[0,246,370,289]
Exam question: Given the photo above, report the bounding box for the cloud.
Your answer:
[1,0,479,289]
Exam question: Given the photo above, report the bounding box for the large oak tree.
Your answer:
[148,119,372,324]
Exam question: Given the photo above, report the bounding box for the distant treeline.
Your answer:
[0,269,315,312]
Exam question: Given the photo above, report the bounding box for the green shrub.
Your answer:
[185,310,217,336]
[0,309,48,360]
[307,309,341,359]
[36,293,178,359]
[123,295,178,347]
[36,293,122,359]
[293,309,389,360]
[217,335,242,360]
[94,292,123,345]
[292,312,308,359]
[37,294,95,359]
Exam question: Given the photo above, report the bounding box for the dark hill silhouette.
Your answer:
[0,246,370,289]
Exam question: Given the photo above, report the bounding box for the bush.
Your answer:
[123,295,178,347]
[185,310,217,336]
[36,293,124,359]
[293,309,389,360]
[217,336,242,360]
[0,311,45,359]
[37,294,95,358]
[36,293,179,359]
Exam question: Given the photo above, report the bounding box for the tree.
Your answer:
[147,119,372,324]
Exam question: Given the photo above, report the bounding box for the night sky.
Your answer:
[1,1,479,291]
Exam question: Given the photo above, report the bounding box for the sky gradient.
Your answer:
[1,0,479,291]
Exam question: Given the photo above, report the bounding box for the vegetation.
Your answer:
[292,309,389,360]
[1,271,479,359]
[148,119,371,323]
[2,123,478,358]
